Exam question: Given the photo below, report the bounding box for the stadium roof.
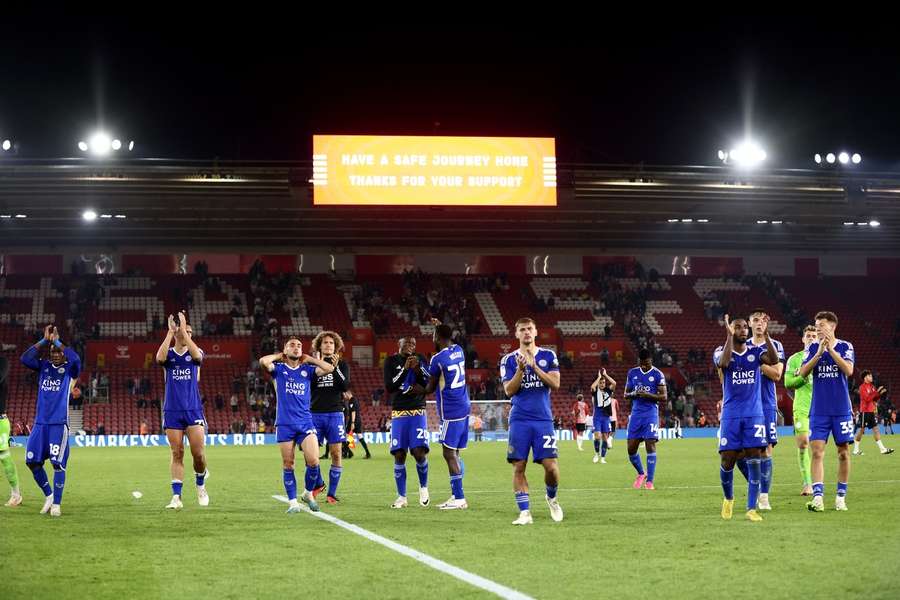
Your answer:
[0,160,896,252]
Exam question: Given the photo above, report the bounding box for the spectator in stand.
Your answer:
[247,392,257,411]
[232,376,242,394]
[215,394,225,411]
[472,414,484,442]
[139,421,150,435]
[97,422,106,435]
[230,393,239,413]
[70,385,83,409]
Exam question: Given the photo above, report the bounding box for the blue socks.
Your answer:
[720,466,734,500]
[813,481,824,498]
[515,492,530,511]
[394,464,407,497]
[327,466,342,498]
[450,474,464,500]
[304,465,320,493]
[283,468,297,501]
[415,459,429,488]
[594,439,601,453]
[172,479,183,497]
[546,485,558,500]
[32,467,52,498]
[747,458,761,510]
[736,458,749,481]
[837,481,848,497]
[52,469,66,504]
[195,470,208,487]
[601,440,608,458]
[646,453,657,483]
[760,457,773,494]
[629,453,644,475]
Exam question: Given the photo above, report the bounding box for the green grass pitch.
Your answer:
[4,437,899,599]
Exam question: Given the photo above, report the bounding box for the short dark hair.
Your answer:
[803,325,817,334]
[515,317,536,329]
[815,311,838,325]
[748,308,769,318]
[284,336,302,346]
[435,324,453,341]
[639,348,651,361]
[861,370,872,379]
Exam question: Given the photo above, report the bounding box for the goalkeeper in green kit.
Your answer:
[1,352,23,507]
[785,325,817,496]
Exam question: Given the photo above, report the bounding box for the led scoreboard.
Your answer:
[312,135,557,206]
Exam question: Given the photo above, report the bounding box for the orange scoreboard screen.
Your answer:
[312,135,557,206]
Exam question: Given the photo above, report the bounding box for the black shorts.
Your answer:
[575,423,586,433]
[857,412,877,431]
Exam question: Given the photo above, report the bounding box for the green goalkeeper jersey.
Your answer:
[785,351,812,415]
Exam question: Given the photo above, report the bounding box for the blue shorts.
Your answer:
[312,412,346,445]
[26,423,70,468]
[163,410,207,431]
[276,421,318,445]
[718,417,768,453]
[440,417,469,450]
[391,414,429,455]
[627,412,659,440]
[763,406,778,446]
[593,412,611,433]
[507,420,558,464]
[810,414,855,445]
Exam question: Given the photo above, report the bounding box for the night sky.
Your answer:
[3,18,899,169]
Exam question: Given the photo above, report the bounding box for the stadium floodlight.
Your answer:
[89,132,112,156]
[757,220,768,224]
[82,209,98,221]
[852,153,862,164]
[772,220,783,224]
[667,218,679,223]
[100,214,112,218]
[681,218,693,223]
[78,141,89,152]
[114,214,126,219]
[843,222,855,226]
[697,219,709,223]
[14,214,26,218]
[717,150,727,162]
[826,153,836,164]
[869,220,880,227]
[128,140,135,151]
[838,152,850,165]
[1,139,10,151]
[111,139,122,150]
[814,153,822,164]
[857,222,868,226]
[728,141,766,169]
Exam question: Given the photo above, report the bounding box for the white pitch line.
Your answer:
[272,495,536,600]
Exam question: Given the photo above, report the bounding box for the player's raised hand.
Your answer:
[177,311,187,330]
[50,326,60,342]
[601,368,607,377]
[724,314,735,335]
[43,324,53,341]
[167,315,177,332]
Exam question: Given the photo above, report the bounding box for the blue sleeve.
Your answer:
[428,354,442,378]
[545,351,560,373]
[776,341,786,362]
[500,355,514,382]
[841,342,855,363]
[20,346,42,371]
[65,347,82,377]
[801,344,817,366]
